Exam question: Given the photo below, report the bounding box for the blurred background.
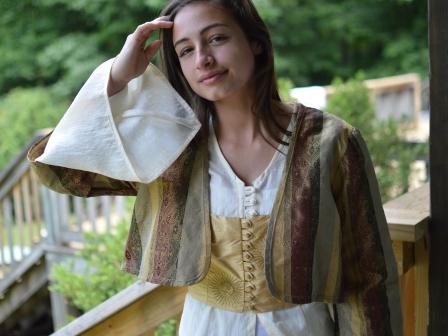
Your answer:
[0,0,429,335]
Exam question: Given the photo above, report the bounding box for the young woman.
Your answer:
[29,0,402,335]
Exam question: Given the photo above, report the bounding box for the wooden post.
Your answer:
[40,186,70,329]
[13,186,25,259]
[87,198,97,233]
[101,197,111,233]
[3,198,15,266]
[30,170,43,243]
[46,252,70,330]
[0,209,5,272]
[428,0,448,334]
[74,197,84,232]
[21,174,34,247]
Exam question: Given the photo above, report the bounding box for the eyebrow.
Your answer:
[173,23,229,49]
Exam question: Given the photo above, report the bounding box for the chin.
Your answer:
[196,88,237,103]
[196,92,225,102]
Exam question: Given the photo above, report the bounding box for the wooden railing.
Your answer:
[0,132,132,327]
[53,282,186,336]
[0,132,129,279]
[385,183,429,336]
[51,183,430,336]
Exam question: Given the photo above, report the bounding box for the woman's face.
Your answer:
[172,2,258,103]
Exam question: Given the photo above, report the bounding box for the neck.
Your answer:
[213,95,259,144]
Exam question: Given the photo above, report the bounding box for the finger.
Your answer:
[144,40,162,61]
[153,15,171,22]
[135,20,173,35]
[134,21,173,45]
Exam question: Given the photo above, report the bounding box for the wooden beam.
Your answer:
[82,286,186,336]
[428,0,448,334]
[51,281,186,336]
[384,183,429,242]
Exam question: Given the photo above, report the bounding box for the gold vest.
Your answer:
[188,215,296,312]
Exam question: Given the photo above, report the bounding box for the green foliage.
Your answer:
[277,77,295,102]
[0,0,163,97]
[37,33,106,98]
[0,0,429,187]
[50,221,136,312]
[326,76,424,201]
[0,0,428,97]
[156,319,177,336]
[0,87,68,170]
[254,0,428,86]
[50,220,176,335]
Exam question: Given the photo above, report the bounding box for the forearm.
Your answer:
[334,128,403,335]
[107,70,128,97]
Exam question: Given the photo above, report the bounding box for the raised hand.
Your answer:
[108,16,173,96]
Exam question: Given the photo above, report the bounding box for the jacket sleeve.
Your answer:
[33,58,201,184]
[332,127,403,336]
[28,132,137,197]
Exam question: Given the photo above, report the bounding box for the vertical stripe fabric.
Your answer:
[29,103,402,335]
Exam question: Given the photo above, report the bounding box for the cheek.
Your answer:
[179,61,196,87]
[225,45,255,75]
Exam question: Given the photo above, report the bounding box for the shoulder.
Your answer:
[296,103,356,144]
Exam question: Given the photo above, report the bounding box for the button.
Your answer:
[243,232,254,240]
[243,241,254,250]
[244,186,255,195]
[242,221,253,229]
[244,198,256,206]
[245,273,254,281]
[245,209,258,217]
[245,302,256,310]
[243,251,253,260]
[244,263,255,272]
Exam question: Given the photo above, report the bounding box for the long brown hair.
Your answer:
[159,0,291,146]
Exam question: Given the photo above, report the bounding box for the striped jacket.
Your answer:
[29,104,402,335]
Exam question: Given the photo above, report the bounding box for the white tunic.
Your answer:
[178,121,334,336]
[44,58,334,336]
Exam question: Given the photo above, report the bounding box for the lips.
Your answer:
[199,70,228,84]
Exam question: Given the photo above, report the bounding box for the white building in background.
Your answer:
[290,86,328,110]
[290,73,429,143]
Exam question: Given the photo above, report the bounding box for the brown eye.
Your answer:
[209,34,228,44]
[179,47,193,57]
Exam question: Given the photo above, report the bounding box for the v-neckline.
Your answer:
[209,113,295,187]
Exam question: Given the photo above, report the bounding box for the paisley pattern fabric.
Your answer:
[28,133,137,197]
[28,104,402,335]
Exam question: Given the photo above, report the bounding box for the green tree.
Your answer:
[0,87,68,170]
[326,75,425,201]
[254,0,428,86]
[0,0,428,95]
[0,0,429,177]
[0,0,164,96]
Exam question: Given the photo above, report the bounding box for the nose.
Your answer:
[195,46,214,69]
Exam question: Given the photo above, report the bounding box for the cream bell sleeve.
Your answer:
[27,58,201,197]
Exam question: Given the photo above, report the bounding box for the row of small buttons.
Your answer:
[242,218,256,310]
[243,186,258,218]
